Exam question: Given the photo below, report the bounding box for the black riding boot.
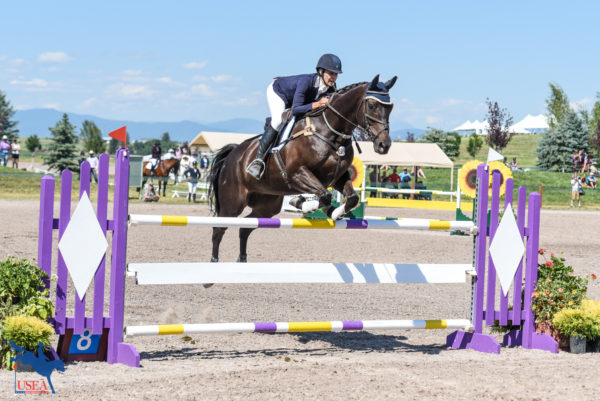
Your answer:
[187,193,191,203]
[246,125,279,180]
[193,194,197,203]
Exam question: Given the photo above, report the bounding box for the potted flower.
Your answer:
[532,250,591,346]
[553,305,599,354]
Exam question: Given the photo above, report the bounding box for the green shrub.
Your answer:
[552,299,600,340]
[0,316,55,370]
[0,257,55,321]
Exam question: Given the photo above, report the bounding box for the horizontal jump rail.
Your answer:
[361,187,457,197]
[125,319,472,336]
[129,215,475,232]
[127,262,473,285]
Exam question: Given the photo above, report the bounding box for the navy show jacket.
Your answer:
[273,73,334,116]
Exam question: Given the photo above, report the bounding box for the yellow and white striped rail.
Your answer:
[125,319,472,336]
[129,215,475,232]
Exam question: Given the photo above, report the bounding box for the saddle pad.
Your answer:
[270,116,296,153]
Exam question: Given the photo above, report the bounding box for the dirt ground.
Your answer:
[0,199,598,400]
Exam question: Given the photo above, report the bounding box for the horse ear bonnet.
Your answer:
[365,74,393,104]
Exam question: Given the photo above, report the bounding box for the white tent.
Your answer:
[453,120,474,131]
[510,114,549,134]
[190,131,256,153]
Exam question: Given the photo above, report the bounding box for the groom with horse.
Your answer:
[209,53,395,262]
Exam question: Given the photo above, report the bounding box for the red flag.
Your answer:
[109,126,127,150]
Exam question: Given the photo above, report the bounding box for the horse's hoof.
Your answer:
[288,195,306,210]
[237,254,247,263]
[301,200,320,213]
[331,204,347,220]
[210,257,218,263]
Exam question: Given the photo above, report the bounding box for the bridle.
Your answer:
[322,87,392,142]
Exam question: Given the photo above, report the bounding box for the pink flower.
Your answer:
[545,261,554,267]
[539,249,545,254]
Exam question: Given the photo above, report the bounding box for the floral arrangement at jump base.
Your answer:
[532,249,599,353]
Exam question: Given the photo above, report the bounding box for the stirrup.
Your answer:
[246,159,266,180]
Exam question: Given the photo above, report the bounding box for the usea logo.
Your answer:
[10,341,64,395]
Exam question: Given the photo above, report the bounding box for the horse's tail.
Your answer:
[208,144,238,215]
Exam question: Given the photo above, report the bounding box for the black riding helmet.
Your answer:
[316,54,343,74]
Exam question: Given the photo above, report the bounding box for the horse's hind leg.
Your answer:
[238,194,284,262]
[211,227,227,262]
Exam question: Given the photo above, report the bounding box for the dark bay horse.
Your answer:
[208,75,396,262]
[143,158,180,197]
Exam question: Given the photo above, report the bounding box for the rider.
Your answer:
[150,141,161,176]
[246,53,342,180]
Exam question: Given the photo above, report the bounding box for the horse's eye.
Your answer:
[368,102,375,110]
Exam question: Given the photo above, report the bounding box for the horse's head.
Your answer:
[363,74,396,154]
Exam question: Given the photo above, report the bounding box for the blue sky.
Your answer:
[1,1,599,130]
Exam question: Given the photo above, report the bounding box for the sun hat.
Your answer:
[89,150,94,154]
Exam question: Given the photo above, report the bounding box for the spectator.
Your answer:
[578,149,587,173]
[586,173,597,189]
[78,151,86,168]
[199,153,210,182]
[87,150,99,183]
[183,160,202,203]
[164,148,177,159]
[510,157,522,172]
[581,150,590,174]
[10,139,20,169]
[573,152,579,173]
[571,175,582,208]
[143,183,160,202]
[411,165,426,179]
[0,135,9,166]
[399,168,412,199]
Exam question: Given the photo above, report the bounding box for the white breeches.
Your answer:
[266,81,286,130]
[188,182,198,194]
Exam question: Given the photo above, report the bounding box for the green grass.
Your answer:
[454,134,541,166]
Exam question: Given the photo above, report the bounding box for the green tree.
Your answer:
[25,135,41,153]
[545,82,570,129]
[588,93,600,139]
[466,132,483,158]
[590,120,600,156]
[421,128,461,160]
[537,111,586,172]
[0,90,19,141]
[80,120,106,154]
[44,113,78,172]
[484,98,514,151]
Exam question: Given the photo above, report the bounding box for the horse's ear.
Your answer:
[384,76,397,90]
[368,74,380,90]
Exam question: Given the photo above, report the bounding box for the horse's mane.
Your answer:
[304,82,368,118]
[335,81,367,95]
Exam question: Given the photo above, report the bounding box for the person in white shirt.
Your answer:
[571,175,582,208]
[87,150,99,183]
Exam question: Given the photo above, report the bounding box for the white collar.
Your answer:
[317,77,329,96]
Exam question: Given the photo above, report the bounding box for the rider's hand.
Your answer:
[313,97,329,109]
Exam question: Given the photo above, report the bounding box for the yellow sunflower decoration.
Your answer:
[349,157,365,188]
[458,160,513,198]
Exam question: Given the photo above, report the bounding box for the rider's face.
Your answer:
[322,70,338,87]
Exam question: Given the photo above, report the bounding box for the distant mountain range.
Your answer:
[13,108,424,142]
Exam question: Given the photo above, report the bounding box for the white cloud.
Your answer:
[210,75,233,83]
[192,74,234,83]
[38,52,73,63]
[223,97,257,106]
[106,83,157,99]
[10,78,48,87]
[571,98,594,110]
[156,76,184,87]
[425,115,441,124]
[43,103,60,109]
[183,61,208,69]
[441,98,467,106]
[191,83,215,96]
[78,97,98,109]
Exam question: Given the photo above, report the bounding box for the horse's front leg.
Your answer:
[289,166,331,213]
[327,171,359,220]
